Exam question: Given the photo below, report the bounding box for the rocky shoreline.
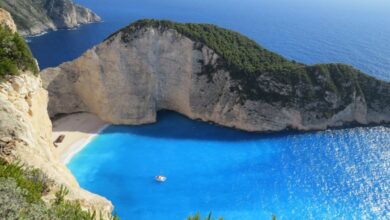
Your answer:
[0,0,101,36]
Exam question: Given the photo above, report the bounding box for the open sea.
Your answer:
[27,0,390,219]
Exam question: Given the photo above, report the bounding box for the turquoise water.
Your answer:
[68,112,390,219]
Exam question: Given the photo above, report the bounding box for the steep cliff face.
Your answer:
[0,0,101,36]
[0,73,113,215]
[42,20,390,132]
[0,12,112,216]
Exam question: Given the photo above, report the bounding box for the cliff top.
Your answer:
[112,20,386,92]
[108,19,389,116]
[109,19,294,75]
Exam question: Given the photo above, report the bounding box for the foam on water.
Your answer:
[68,112,390,219]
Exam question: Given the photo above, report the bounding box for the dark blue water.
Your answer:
[68,112,390,219]
[28,0,390,81]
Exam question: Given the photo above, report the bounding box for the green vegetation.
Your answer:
[187,212,223,220]
[0,159,118,220]
[0,25,38,79]
[0,160,50,203]
[187,212,277,220]
[111,19,390,119]
[357,73,390,110]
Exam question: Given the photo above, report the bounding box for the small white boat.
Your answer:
[155,175,167,182]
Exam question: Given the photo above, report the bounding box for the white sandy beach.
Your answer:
[52,112,108,164]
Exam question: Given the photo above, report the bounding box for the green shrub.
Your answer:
[0,160,47,203]
[51,195,96,220]
[50,184,97,220]
[0,25,38,79]
[0,59,18,75]
[187,212,223,220]
[0,177,30,219]
[187,212,277,220]
[0,159,118,220]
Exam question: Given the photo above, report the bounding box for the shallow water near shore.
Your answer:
[67,111,390,219]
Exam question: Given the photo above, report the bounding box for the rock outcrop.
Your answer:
[0,12,112,217]
[0,8,16,32]
[42,20,390,132]
[0,0,101,36]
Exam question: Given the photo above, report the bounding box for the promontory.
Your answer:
[42,19,390,132]
[0,0,101,36]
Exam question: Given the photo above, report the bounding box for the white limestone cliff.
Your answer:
[0,8,16,32]
[0,73,113,217]
[41,26,390,132]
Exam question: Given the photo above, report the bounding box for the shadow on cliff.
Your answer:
[98,110,305,142]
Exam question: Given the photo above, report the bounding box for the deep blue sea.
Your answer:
[26,0,390,219]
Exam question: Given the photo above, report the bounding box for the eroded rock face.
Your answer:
[0,73,113,216]
[0,0,101,36]
[0,8,17,32]
[42,26,390,132]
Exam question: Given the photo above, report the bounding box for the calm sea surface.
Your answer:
[27,0,390,219]
[68,112,390,219]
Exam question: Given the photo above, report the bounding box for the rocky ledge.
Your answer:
[42,19,390,132]
[0,0,101,36]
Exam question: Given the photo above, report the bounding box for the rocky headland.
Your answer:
[0,0,101,36]
[42,19,390,132]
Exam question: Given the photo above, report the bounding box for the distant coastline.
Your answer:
[24,20,104,38]
[0,0,101,37]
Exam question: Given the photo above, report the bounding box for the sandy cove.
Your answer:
[52,112,109,164]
